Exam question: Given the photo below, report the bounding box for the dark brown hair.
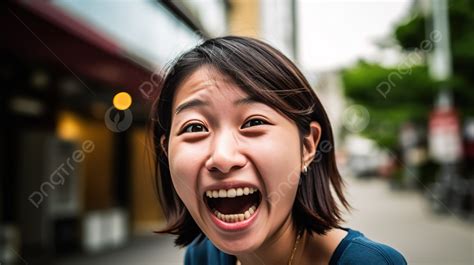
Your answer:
[151,36,350,247]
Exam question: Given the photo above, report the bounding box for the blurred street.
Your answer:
[2,1,474,264]
[54,234,184,265]
[344,176,474,265]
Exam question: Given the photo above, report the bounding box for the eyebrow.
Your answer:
[175,96,260,115]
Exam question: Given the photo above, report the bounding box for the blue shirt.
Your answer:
[184,228,407,265]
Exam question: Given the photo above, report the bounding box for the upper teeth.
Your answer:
[206,187,257,198]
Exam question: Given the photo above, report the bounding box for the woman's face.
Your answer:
[163,67,305,254]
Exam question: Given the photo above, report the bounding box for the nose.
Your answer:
[205,129,247,174]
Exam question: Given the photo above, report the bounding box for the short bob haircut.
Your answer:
[151,36,350,247]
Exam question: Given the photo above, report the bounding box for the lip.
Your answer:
[206,202,260,232]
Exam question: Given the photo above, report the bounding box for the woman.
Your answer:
[152,36,407,265]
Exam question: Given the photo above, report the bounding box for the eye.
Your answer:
[242,118,268,129]
[182,123,208,133]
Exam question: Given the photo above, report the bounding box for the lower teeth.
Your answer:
[213,205,257,223]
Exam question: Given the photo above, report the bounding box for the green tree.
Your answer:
[342,1,474,150]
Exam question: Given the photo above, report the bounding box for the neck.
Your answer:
[236,215,300,265]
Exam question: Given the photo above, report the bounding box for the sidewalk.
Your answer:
[343,176,474,265]
[55,234,185,265]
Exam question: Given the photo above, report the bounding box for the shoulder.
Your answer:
[331,228,407,265]
[184,236,235,265]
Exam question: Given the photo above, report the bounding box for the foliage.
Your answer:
[342,1,474,149]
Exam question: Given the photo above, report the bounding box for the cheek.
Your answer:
[168,141,206,212]
[251,129,301,205]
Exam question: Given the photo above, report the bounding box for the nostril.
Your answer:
[206,160,246,174]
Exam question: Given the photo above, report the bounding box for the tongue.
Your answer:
[209,193,259,214]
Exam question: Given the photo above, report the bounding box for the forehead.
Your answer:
[172,67,248,108]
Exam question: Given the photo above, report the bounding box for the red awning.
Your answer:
[2,1,155,96]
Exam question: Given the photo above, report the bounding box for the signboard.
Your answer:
[428,108,462,163]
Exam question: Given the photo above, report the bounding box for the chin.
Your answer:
[213,236,263,255]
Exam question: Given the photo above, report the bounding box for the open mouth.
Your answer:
[204,187,262,223]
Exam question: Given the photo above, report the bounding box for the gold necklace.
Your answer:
[288,229,303,265]
[235,230,304,265]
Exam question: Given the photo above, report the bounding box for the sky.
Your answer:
[298,0,413,72]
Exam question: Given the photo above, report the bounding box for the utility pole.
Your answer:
[427,0,462,212]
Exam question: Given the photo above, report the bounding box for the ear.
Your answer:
[302,121,321,169]
[160,135,168,157]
